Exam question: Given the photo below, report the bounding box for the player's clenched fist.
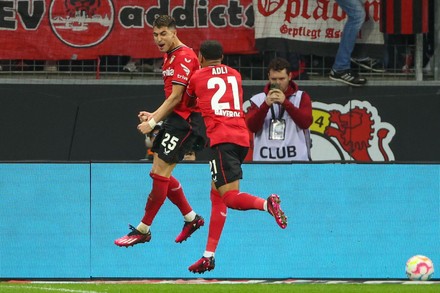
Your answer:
[138,111,152,122]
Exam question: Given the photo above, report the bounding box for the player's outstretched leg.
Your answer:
[175,214,205,243]
[188,256,215,274]
[267,194,288,229]
[114,225,151,247]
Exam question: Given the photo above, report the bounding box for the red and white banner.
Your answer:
[253,0,384,57]
[0,0,255,60]
[0,0,387,61]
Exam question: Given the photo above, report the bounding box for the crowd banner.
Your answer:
[0,0,390,61]
[253,0,384,57]
[0,0,255,60]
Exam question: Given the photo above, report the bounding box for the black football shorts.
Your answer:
[152,112,206,164]
[209,143,249,188]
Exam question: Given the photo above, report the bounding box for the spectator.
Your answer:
[329,0,368,86]
[185,40,288,274]
[246,57,313,162]
[382,0,434,74]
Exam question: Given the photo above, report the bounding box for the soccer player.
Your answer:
[185,40,288,273]
[114,15,205,247]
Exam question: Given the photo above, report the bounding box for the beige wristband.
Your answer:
[148,118,157,129]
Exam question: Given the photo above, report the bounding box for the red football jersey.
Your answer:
[161,45,200,119]
[186,65,249,147]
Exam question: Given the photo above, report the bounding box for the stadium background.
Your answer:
[0,83,439,162]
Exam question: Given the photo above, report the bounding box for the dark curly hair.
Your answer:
[267,57,291,75]
[199,40,223,60]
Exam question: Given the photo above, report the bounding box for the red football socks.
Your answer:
[222,190,265,211]
[141,172,170,225]
[206,189,227,252]
[167,175,192,216]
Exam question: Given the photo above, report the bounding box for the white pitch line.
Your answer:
[0,284,102,293]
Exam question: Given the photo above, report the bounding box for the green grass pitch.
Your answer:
[1,282,440,293]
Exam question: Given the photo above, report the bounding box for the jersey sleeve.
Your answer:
[185,75,196,107]
[171,54,198,87]
[186,72,197,98]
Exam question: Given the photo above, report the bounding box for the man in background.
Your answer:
[246,57,313,162]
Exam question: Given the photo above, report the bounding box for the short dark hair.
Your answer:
[268,57,291,74]
[153,15,176,29]
[199,40,223,61]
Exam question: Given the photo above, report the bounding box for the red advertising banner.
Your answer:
[0,0,255,60]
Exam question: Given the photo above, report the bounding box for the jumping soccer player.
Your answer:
[185,40,288,273]
[114,15,205,247]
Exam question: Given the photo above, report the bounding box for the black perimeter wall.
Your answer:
[1,83,439,162]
